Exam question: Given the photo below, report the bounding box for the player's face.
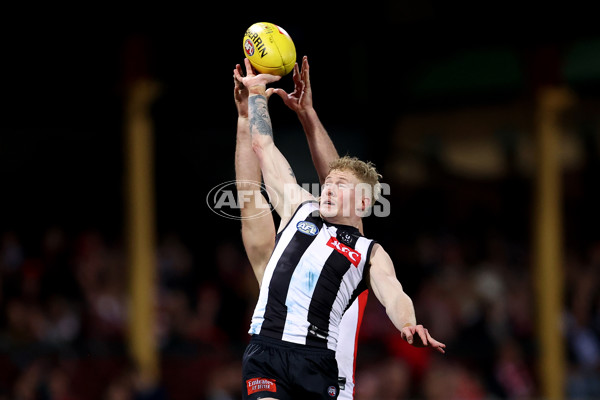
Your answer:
[319,170,361,219]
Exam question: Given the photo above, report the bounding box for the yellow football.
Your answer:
[243,22,296,76]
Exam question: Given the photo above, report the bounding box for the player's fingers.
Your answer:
[401,328,413,344]
[244,58,254,75]
[293,65,302,88]
[302,56,311,88]
[431,342,446,354]
[272,88,289,101]
[433,341,446,354]
[265,88,274,99]
[427,332,446,349]
[236,64,246,79]
[266,74,282,84]
[424,331,446,353]
[295,80,305,96]
[426,329,441,343]
[416,326,428,346]
[234,66,242,82]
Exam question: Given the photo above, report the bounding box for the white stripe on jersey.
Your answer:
[249,201,374,351]
[282,227,335,344]
[248,202,310,336]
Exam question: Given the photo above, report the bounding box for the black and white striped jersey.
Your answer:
[249,200,376,351]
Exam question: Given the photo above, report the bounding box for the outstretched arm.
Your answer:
[233,64,275,285]
[273,56,338,184]
[236,59,314,227]
[369,244,446,354]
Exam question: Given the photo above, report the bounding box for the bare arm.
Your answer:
[273,56,338,184]
[237,59,314,228]
[233,65,275,285]
[369,243,446,353]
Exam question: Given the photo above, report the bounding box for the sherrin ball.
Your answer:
[243,22,296,76]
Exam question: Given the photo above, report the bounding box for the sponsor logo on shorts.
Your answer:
[246,378,277,395]
[297,221,319,236]
[326,237,361,267]
[328,385,337,397]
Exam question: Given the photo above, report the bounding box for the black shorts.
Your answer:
[242,335,340,399]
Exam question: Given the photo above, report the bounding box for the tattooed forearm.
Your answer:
[248,95,273,137]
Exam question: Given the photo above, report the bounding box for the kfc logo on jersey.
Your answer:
[326,237,361,267]
[246,378,276,395]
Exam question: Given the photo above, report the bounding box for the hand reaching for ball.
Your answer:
[271,55,313,114]
[235,59,281,93]
[233,63,277,117]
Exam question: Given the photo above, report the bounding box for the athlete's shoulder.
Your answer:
[277,200,321,235]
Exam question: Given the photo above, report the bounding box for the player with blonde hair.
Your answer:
[234,56,372,399]
[235,57,445,400]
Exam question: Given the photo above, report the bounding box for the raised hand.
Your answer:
[235,58,281,92]
[272,55,313,113]
[233,64,250,118]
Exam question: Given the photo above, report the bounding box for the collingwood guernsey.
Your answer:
[249,200,376,350]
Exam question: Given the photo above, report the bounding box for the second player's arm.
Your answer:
[274,56,339,184]
[298,107,338,184]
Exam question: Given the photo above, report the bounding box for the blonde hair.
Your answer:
[328,155,382,204]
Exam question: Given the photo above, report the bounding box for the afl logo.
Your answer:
[327,386,337,397]
[296,221,319,236]
[244,39,255,56]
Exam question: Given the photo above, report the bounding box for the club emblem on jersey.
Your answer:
[297,221,319,236]
[326,237,362,267]
[338,230,353,245]
[328,385,337,397]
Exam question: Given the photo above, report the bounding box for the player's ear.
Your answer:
[361,197,372,217]
[356,183,372,216]
[363,196,372,211]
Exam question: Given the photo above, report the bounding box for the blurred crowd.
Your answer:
[1,217,599,400]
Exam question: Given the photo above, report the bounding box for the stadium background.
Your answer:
[1,4,599,399]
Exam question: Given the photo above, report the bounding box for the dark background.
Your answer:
[1,3,600,399]
[3,4,599,248]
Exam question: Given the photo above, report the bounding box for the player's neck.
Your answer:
[322,214,362,231]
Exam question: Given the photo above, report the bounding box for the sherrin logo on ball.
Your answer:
[243,22,296,76]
